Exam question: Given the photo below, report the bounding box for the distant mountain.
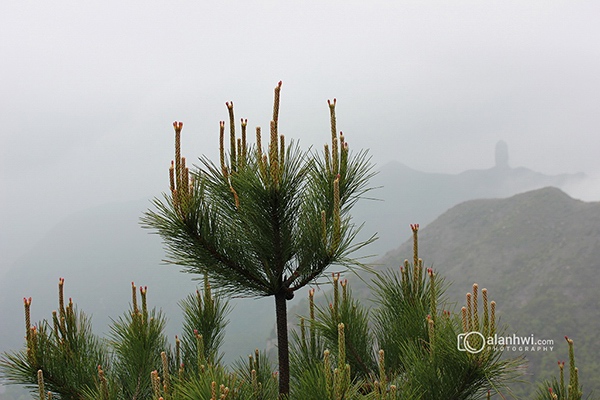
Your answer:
[376,187,600,395]
[354,141,585,259]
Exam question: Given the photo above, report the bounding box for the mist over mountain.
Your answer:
[375,187,600,395]
[0,142,587,396]
[354,141,584,258]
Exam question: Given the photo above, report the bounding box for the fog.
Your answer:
[2,2,600,278]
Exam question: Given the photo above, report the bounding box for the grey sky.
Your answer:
[2,1,600,268]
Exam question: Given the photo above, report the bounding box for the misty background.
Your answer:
[2,2,600,395]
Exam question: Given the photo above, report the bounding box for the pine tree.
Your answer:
[141,82,375,397]
[0,279,109,399]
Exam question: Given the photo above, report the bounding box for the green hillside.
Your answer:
[376,187,600,395]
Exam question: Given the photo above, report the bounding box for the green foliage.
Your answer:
[107,284,170,399]
[0,279,108,399]
[173,363,244,399]
[0,278,233,400]
[290,325,367,400]
[394,311,522,399]
[178,274,230,374]
[288,287,324,383]
[288,226,525,399]
[371,225,447,375]
[372,258,442,373]
[231,349,279,400]
[534,337,598,400]
[312,273,377,380]
[1,242,531,400]
[2,251,594,399]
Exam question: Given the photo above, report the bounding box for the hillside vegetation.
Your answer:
[377,187,600,394]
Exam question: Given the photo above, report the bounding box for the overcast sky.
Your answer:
[2,1,600,269]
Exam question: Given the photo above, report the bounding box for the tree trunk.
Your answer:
[275,291,290,398]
